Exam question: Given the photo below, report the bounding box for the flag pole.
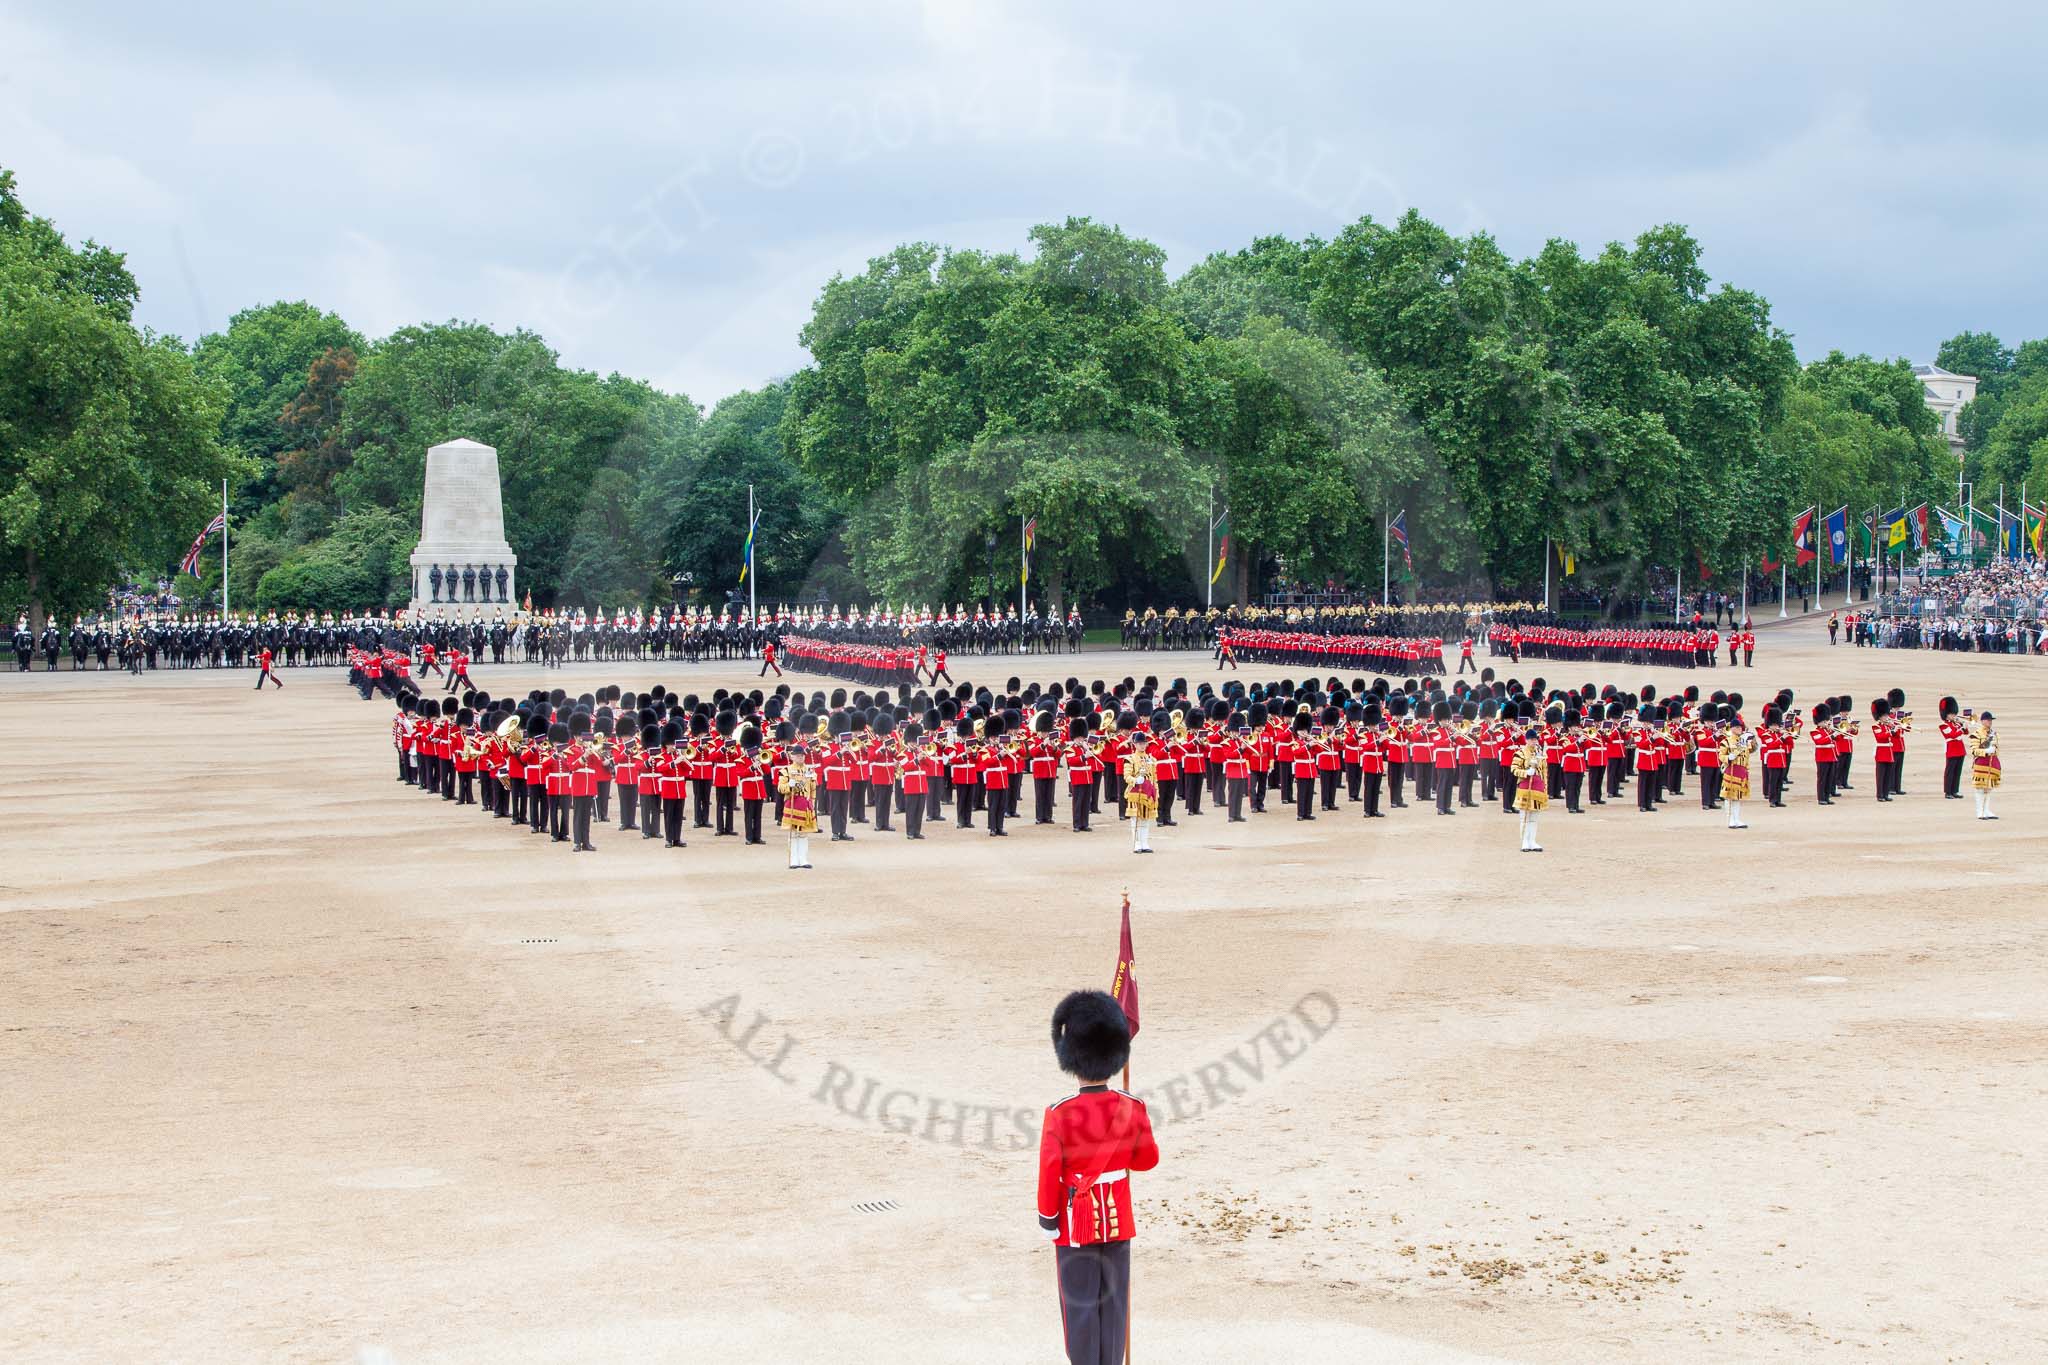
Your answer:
[1778,559,1786,619]
[747,483,757,624]
[1381,508,1390,602]
[1543,537,1551,613]
[220,478,230,620]
[1206,484,1214,611]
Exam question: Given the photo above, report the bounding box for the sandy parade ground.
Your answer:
[2,612,2044,1364]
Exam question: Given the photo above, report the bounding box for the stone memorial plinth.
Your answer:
[407,437,518,615]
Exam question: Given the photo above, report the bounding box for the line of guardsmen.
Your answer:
[377,663,2005,857]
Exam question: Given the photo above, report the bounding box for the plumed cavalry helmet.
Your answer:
[1051,989,1131,1080]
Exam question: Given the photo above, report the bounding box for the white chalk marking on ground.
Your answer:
[1802,975,1848,985]
[1972,1010,2013,1020]
[332,1167,448,1190]
[1671,944,1701,952]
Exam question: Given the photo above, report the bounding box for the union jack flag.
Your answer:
[180,513,227,577]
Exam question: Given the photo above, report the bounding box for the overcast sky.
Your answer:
[5,1,2041,405]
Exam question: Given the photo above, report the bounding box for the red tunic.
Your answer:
[1035,1087,1159,1248]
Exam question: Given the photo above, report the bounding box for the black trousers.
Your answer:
[956,786,975,829]
[1035,776,1056,823]
[1344,763,1361,803]
[987,792,1007,835]
[1361,770,1382,816]
[831,787,854,838]
[1562,770,1582,813]
[717,786,738,835]
[1388,762,1405,807]
[531,790,548,834]
[596,782,611,823]
[1458,765,1476,807]
[1319,769,1339,811]
[458,772,474,806]
[1057,1239,1130,1365]
[572,795,594,849]
[693,779,713,829]
[643,792,664,839]
[1182,771,1202,815]
[1156,781,1176,825]
[1248,771,1265,813]
[551,791,570,841]
[1665,760,1682,796]
[1226,776,1247,821]
[904,795,924,837]
[1608,763,1626,798]
[743,798,764,843]
[873,787,893,832]
[1944,754,1964,797]
[851,780,869,824]
[1638,770,1654,812]
[1838,753,1853,790]
[1587,765,1605,803]
[1816,762,1835,804]
[620,786,638,830]
[1072,786,1091,830]
[510,779,527,823]
[1296,775,1315,820]
[664,795,685,846]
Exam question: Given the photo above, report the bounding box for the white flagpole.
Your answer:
[1383,509,1390,604]
[1206,484,1215,610]
[1543,536,1551,613]
[221,478,230,620]
[1778,559,1787,619]
[1674,557,1682,624]
[747,483,756,624]
[1813,507,1822,612]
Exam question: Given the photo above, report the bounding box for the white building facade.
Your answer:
[1913,363,1978,453]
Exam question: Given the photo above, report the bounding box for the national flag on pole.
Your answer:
[1022,517,1038,586]
[1760,548,1779,574]
[1208,510,1229,586]
[1825,506,1849,564]
[1561,547,1576,576]
[1110,892,1139,1038]
[738,510,760,583]
[1387,510,1411,570]
[2028,504,2045,557]
[1909,504,1928,551]
[1792,507,1816,566]
[2002,508,2023,558]
[1879,506,1910,549]
[180,513,227,577]
[1935,507,1965,553]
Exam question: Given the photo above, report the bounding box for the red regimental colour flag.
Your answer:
[1111,893,1139,1038]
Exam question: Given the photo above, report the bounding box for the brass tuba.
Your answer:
[496,713,524,745]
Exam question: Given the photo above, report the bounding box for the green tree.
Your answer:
[0,167,244,630]
[192,301,363,509]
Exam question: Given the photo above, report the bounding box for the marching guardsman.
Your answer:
[613,719,642,830]
[1291,710,1318,820]
[394,693,418,784]
[1038,991,1158,1365]
[827,714,861,840]
[738,723,768,844]
[1357,703,1385,817]
[637,724,664,841]
[1870,698,1895,802]
[1809,701,1837,805]
[565,713,599,850]
[1030,710,1061,824]
[1221,714,1251,822]
[545,721,574,843]
[1885,687,1912,796]
[1067,714,1096,831]
[867,714,898,833]
[453,706,479,807]
[778,723,820,867]
[713,713,742,837]
[1511,713,1547,852]
[981,712,1012,836]
[1970,712,2000,821]
[1121,718,1160,852]
[658,721,688,847]
[899,721,930,839]
[1939,697,1968,799]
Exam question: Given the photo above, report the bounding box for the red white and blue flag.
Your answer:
[181,513,227,577]
[1387,510,1411,569]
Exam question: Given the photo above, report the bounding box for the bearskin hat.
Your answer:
[569,711,591,737]
[1939,695,1958,719]
[1051,989,1131,1080]
[1887,687,1906,708]
[641,724,661,748]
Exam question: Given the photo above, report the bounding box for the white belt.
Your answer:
[1092,1169,1127,1185]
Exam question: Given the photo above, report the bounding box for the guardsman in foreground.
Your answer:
[1038,990,1158,1365]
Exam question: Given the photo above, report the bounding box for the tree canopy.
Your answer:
[0,167,243,629]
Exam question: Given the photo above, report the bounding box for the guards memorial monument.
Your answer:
[407,437,518,614]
